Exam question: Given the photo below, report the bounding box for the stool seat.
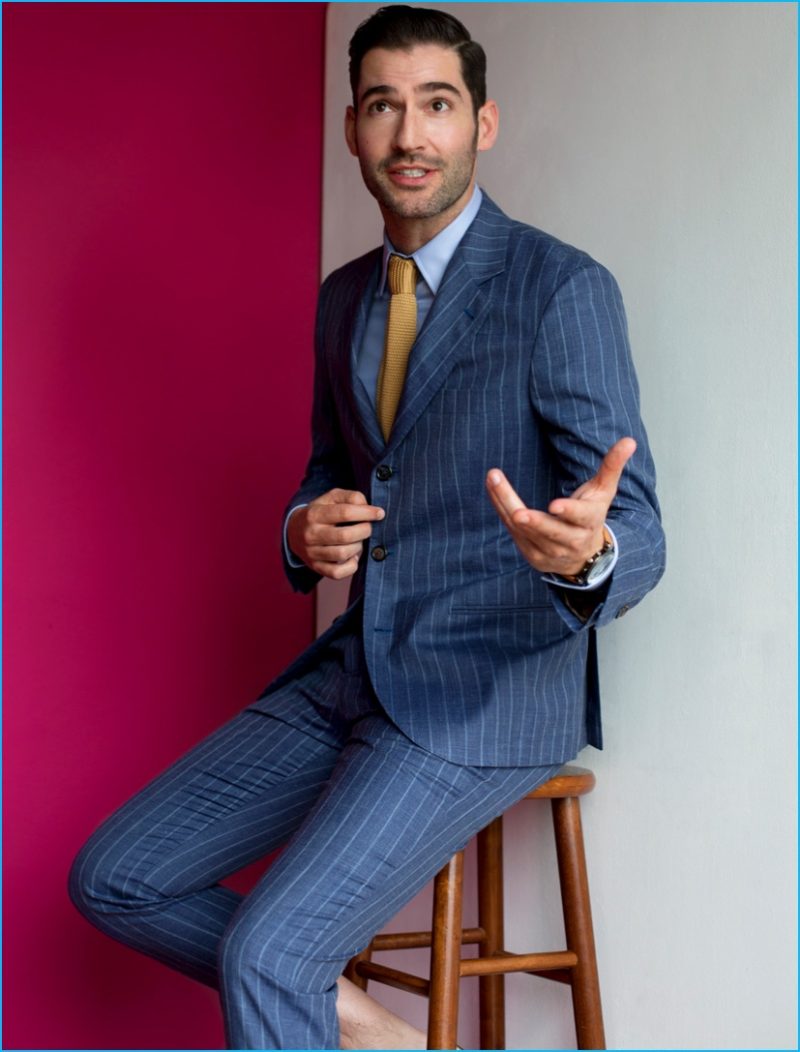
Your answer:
[526,765,595,799]
[345,764,605,1050]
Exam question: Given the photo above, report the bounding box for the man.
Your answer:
[69,7,665,1050]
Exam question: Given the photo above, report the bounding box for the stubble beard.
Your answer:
[360,131,479,221]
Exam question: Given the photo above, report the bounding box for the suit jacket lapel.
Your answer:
[347,265,387,457]
[327,250,386,460]
[384,196,509,453]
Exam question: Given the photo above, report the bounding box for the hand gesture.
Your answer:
[287,489,385,580]
[485,437,636,577]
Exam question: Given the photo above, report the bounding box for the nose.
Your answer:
[392,108,424,155]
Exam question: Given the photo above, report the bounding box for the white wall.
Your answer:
[320,4,797,1048]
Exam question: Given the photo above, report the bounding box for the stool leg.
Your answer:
[477,817,506,1050]
[427,851,464,1050]
[343,944,373,991]
[552,797,605,1050]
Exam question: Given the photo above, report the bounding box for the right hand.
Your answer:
[287,489,385,580]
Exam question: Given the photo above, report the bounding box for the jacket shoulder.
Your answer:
[321,247,381,296]
[314,247,381,329]
[476,194,613,291]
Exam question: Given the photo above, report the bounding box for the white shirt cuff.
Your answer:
[283,504,308,568]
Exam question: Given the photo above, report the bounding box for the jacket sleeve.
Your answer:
[282,277,358,594]
[529,260,666,630]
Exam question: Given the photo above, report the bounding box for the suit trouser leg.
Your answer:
[67,705,346,989]
[69,633,562,1049]
[68,633,365,989]
[214,711,560,1050]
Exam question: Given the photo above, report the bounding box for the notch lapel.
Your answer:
[384,199,509,453]
[326,250,386,460]
[347,268,386,458]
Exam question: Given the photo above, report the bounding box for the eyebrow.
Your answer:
[359,81,464,105]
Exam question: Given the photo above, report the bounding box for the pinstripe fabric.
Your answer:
[69,629,559,1049]
[274,192,666,767]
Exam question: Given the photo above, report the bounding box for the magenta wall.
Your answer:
[4,4,326,1048]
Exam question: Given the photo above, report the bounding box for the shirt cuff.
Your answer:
[540,523,618,591]
[283,504,308,568]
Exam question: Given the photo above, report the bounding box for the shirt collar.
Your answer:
[378,185,483,296]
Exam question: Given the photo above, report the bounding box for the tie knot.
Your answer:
[387,254,418,296]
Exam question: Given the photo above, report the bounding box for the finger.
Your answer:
[313,556,360,580]
[486,469,527,523]
[545,496,603,528]
[510,507,590,552]
[485,484,512,531]
[310,502,385,525]
[310,521,374,546]
[485,484,518,534]
[309,541,364,564]
[317,489,368,506]
[591,437,636,497]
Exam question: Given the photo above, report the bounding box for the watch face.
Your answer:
[585,547,615,584]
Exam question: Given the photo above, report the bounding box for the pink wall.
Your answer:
[3,4,326,1048]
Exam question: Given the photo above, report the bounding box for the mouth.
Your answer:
[385,164,438,187]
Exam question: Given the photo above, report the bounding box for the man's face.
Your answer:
[345,44,497,230]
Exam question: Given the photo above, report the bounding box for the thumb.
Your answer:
[592,437,636,496]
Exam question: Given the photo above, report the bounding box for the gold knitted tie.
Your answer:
[377,254,418,441]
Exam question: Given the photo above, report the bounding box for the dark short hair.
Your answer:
[348,5,487,117]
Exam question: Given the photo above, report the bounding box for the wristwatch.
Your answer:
[561,526,615,587]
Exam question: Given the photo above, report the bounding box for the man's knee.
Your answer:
[67,824,165,921]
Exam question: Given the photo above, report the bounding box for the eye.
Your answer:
[368,99,393,114]
[430,98,451,113]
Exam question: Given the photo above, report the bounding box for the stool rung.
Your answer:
[354,960,430,997]
[460,949,577,977]
[370,926,485,951]
[491,951,574,985]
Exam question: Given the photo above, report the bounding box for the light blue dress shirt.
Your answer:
[356,184,484,407]
[285,184,617,590]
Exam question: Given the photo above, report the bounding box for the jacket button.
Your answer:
[376,465,393,481]
[371,545,388,562]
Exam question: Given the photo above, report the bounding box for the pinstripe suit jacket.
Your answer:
[255,193,665,767]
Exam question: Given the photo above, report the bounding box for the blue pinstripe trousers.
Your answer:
[68,630,562,1049]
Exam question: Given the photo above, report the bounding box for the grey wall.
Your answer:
[319,4,797,1048]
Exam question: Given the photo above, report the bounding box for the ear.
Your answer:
[476,99,499,153]
[345,105,358,157]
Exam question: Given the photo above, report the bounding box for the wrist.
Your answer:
[560,525,615,586]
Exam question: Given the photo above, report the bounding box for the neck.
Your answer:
[381,180,476,255]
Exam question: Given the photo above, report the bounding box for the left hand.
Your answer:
[485,437,636,576]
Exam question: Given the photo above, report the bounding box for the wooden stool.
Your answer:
[344,765,604,1050]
